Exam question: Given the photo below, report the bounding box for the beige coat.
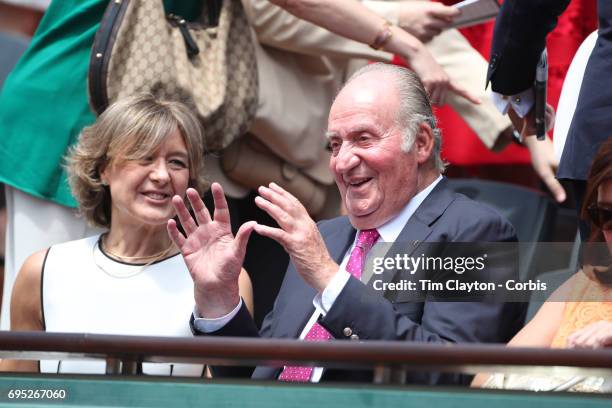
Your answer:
[209,0,510,200]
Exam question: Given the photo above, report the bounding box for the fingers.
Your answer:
[167,218,186,248]
[526,137,567,203]
[172,195,198,235]
[186,188,211,226]
[535,154,566,203]
[567,326,596,348]
[427,16,453,31]
[430,3,460,19]
[449,80,481,105]
[422,81,435,102]
[234,221,256,259]
[210,182,231,225]
[423,75,448,106]
[545,103,556,132]
[429,85,442,106]
[253,223,288,246]
[437,86,448,107]
[256,183,307,228]
[541,172,567,203]
[268,182,297,202]
[255,194,290,229]
[568,321,612,349]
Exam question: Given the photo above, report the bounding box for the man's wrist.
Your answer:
[315,269,351,315]
[523,133,545,148]
[192,298,243,333]
[311,261,342,292]
[195,291,240,319]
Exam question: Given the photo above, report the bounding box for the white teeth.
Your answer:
[146,193,167,200]
[349,179,370,186]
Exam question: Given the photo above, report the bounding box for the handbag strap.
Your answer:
[207,0,222,27]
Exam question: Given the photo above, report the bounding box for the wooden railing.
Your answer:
[0,331,611,383]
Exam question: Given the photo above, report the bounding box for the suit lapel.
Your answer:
[275,218,356,340]
[325,217,357,264]
[366,179,456,297]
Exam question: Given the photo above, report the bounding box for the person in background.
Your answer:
[488,0,611,224]
[472,138,612,392]
[430,0,596,192]
[1,95,253,375]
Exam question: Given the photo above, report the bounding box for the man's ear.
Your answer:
[414,122,435,165]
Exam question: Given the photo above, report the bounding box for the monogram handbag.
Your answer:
[88,0,258,152]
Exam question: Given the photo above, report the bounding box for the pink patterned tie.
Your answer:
[278,229,380,382]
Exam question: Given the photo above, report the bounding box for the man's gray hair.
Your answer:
[345,63,446,172]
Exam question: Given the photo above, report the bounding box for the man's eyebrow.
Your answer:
[325,131,338,139]
[325,124,380,139]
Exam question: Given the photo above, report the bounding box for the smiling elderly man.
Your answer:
[169,63,524,384]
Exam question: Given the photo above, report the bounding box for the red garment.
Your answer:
[393,0,597,165]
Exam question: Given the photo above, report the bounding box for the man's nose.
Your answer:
[333,144,359,173]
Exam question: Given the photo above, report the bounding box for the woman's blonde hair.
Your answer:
[66,94,208,227]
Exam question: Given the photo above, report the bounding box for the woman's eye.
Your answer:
[169,159,187,168]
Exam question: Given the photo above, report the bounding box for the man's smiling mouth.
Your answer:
[347,177,373,188]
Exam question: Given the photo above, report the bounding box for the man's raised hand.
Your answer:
[167,183,255,318]
[254,183,339,292]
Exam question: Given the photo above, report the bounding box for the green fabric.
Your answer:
[0,0,198,208]
[0,376,609,408]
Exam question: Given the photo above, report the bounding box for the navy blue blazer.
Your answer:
[488,0,611,181]
[195,179,525,384]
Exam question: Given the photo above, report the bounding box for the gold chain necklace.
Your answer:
[101,234,175,262]
[92,236,175,279]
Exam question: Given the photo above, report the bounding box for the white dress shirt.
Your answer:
[491,88,534,118]
[193,176,443,381]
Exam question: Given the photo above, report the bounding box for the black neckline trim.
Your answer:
[96,236,180,266]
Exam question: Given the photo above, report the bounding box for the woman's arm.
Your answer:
[0,250,46,372]
[267,0,478,106]
[471,273,580,387]
[238,268,254,317]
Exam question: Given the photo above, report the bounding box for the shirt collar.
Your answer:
[376,175,443,243]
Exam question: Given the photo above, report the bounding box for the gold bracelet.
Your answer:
[369,20,393,50]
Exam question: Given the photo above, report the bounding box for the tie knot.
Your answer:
[356,229,380,250]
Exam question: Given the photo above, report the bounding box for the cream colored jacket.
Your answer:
[208,0,510,198]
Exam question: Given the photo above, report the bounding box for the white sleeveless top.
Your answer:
[41,235,202,376]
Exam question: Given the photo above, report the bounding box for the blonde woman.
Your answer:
[2,95,253,375]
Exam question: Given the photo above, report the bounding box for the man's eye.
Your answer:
[329,141,341,155]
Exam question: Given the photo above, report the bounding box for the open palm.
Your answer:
[167,183,254,317]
